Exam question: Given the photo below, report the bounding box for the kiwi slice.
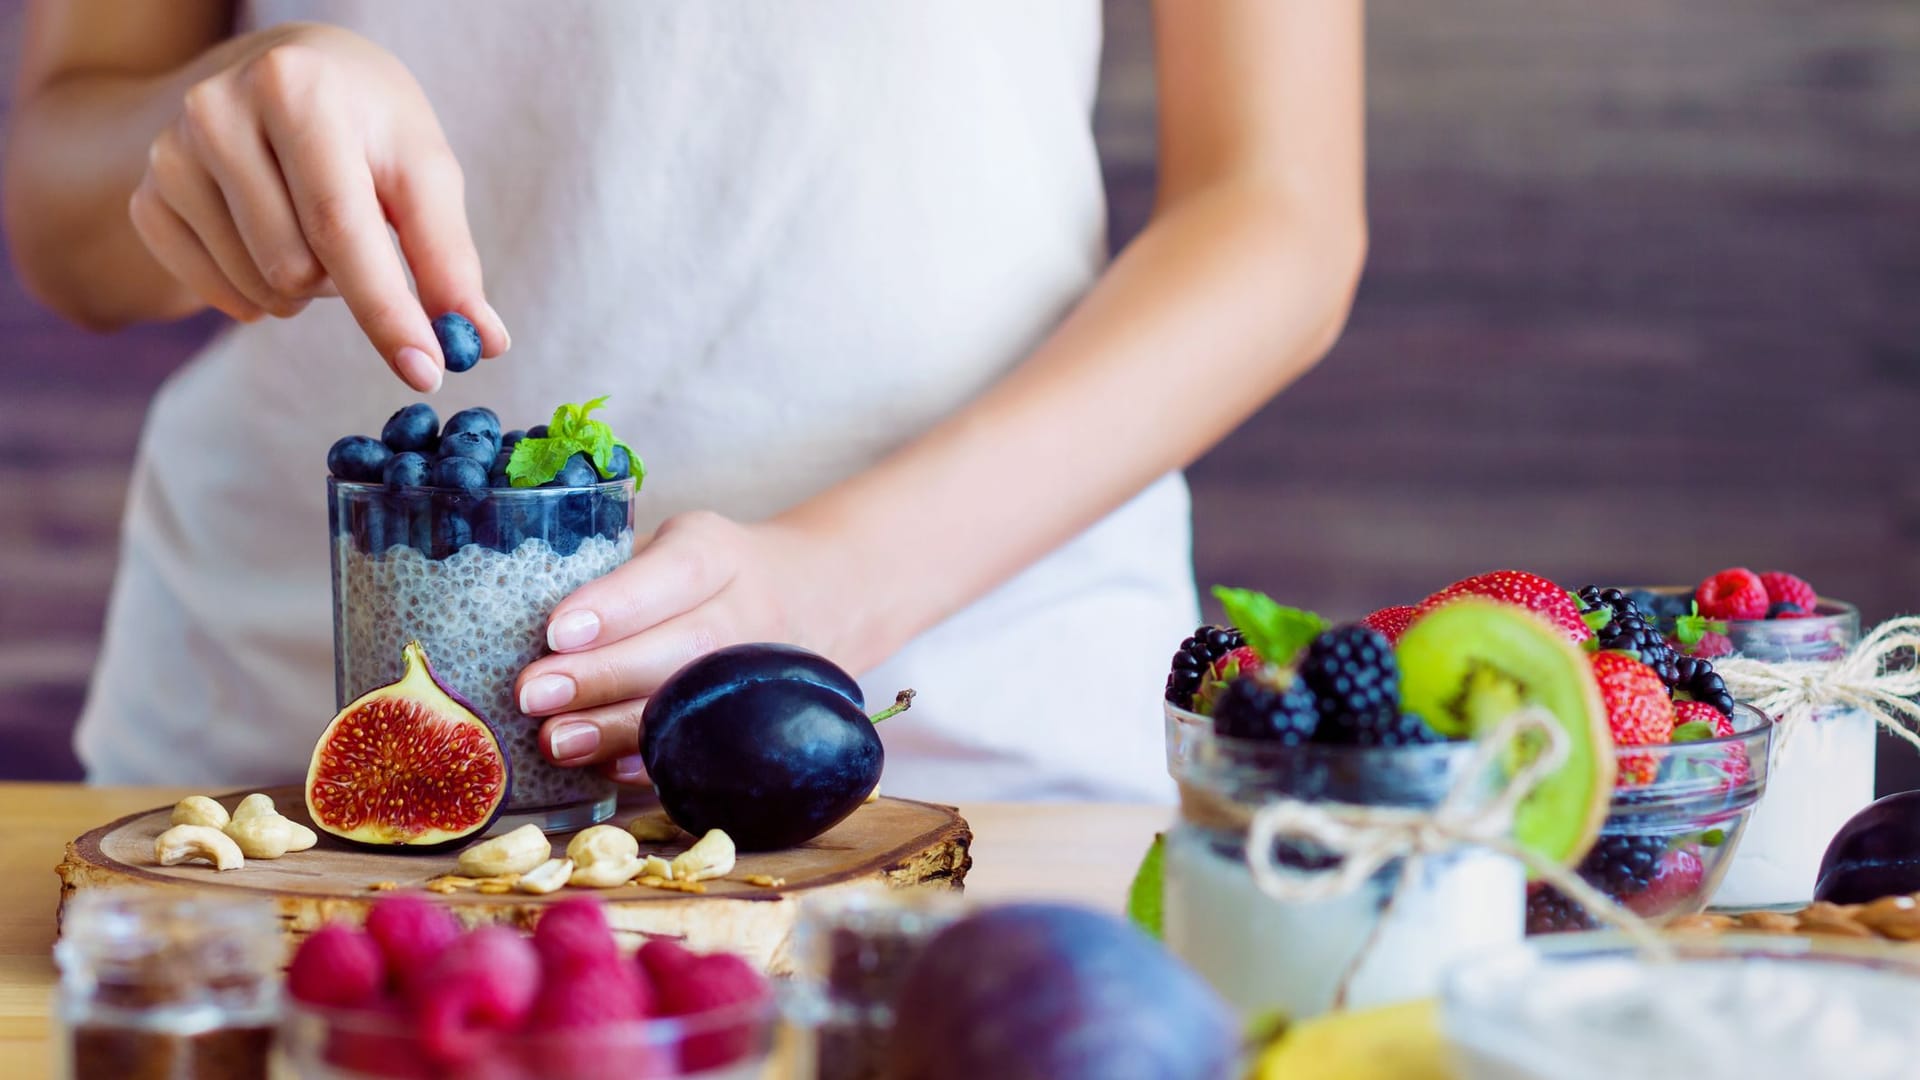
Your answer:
[1397,598,1613,867]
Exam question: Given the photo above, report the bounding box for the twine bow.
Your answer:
[1711,616,1920,755]
[1182,709,1667,1009]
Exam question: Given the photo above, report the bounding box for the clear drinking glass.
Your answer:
[329,477,636,832]
[1163,728,1525,1021]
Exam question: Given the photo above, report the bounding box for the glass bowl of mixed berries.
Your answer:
[277,896,775,1079]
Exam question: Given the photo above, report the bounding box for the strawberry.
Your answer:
[288,924,387,1008]
[1695,568,1768,621]
[1759,571,1818,617]
[1591,651,1676,786]
[1625,847,1705,918]
[1361,605,1418,643]
[1416,571,1591,644]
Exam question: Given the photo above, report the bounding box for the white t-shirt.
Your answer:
[77,1,1197,802]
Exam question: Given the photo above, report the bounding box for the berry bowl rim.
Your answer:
[328,476,638,498]
[1624,583,1860,633]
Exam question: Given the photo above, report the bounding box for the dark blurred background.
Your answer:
[4,1,1918,788]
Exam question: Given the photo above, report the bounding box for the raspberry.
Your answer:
[532,896,620,972]
[288,925,387,1008]
[1676,699,1751,790]
[1210,672,1319,744]
[1695,568,1768,621]
[320,998,433,1080]
[1758,571,1818,616]
[529,952,650,1029]
[1417,570,1592,644]
[1360,605,1418,643]
[1625,846,1705,918]
[1189,645,1264,716]
[363,896,461,995]
[1297,625,1400,737]
[636,941,770,1073]
[1165,625,1246,709]
[413,926,541,1066]
[1525,883,1597,934]
[1681,630,1734,659]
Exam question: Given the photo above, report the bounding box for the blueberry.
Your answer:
[431,505,474,558]
[381,404,439,454]
[545,452,598,489]
[383,451,431,489]
[601,444,633,481]
[442,407,500,440]
[488,449,515,488]
[432,313,483,374]
[326,435,392,482]
[500,429,527,449]
[431,455,490,495]
[527,424,550,439]
[437,430,498,464]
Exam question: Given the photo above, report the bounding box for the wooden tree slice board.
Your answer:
[57,786,971,975]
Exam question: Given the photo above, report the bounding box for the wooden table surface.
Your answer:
[0,783,1170,1076]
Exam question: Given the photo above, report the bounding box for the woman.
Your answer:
[5,2,1365,801]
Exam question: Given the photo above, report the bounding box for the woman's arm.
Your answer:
[3,2,505,384]
[521,0,1366,777]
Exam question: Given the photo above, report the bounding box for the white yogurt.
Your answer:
[1712,705,1878,908]
[1163,826,1523,1019]
[1446,949,1920,1080]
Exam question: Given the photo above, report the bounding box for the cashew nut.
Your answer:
[231,793,279,823]
[566,825,642,887]
[457,824,552,878]
[628,811,687,844]
[170,795,230,829]
[223,815,298,859]
[518,857,574,895]
[670,829,736,883]
[640,854,674,881]
[155,825,244,871]
[284,821,319,852]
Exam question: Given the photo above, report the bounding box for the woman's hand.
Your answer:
[126,22,507,388]
[518,512,856,783]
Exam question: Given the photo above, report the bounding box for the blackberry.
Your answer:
[1297,625,1399,734]
[1576,834,1667,898]
[1164,624,1246,709]
[1321,709,1446,748]
[1682,663,1736,718]
[1577,585,1681,693]
[1525,885,1598,934]
[1211,675,1319,744]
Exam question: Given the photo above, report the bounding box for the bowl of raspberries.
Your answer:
[1163,571,1777,931]
[280,895,774,1079]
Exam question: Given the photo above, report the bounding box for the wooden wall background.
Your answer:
[4,1,1918,788]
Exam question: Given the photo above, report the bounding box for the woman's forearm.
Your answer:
[783,183,1367,671]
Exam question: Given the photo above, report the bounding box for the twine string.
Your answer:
[1711,616,1920,756]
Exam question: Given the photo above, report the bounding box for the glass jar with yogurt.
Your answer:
[1164,728,1525,1020]
[330,477,635,833]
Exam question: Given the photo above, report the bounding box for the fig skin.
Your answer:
[1815,791,1920,904]
[306,641,510,851]
[639,643,885,852]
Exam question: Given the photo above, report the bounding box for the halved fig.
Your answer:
[305,641,509,849]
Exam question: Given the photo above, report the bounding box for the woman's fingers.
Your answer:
[180,84,329,305]
[519,607,729,720]
[147,125,303,318]
[544,512,740,654]
[383,151,509,357]
[540,699,650,771]
[128,176,263,323]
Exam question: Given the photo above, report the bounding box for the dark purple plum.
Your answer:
[640,644,898,851]
[886,904,1237,1080]
[1815,791,1920,904]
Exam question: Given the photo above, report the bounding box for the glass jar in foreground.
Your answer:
[329,478,635,833]
[1164,729,1524,1021]
[1646,589,1870,908]
[54,890,282,1080]
[1442,932,1920,1080]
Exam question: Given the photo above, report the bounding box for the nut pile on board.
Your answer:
[152,793,318,871]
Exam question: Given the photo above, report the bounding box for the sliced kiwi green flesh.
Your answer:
[1397,598,1613,867]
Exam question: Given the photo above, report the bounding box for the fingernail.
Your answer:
[396,345,442,392]
[548,721,599,762]
[520,673,575,714]
[608,754,649,784]
[547,610,600,652]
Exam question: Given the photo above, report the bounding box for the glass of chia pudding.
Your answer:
[1442,932,1920,1080]
[329,477,635,833]
[1163,727,1524,1020]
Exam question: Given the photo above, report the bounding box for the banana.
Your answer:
[1247,999,1450,1080]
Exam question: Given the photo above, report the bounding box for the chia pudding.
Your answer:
[330,479,635,832]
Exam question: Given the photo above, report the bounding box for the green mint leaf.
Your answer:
[1670,720,1717,743]
[1674,602,1708,648]
[1211,586,1327,667]
[506,437,576,487]
[1126,834,1164,939]
[615,439,646,487]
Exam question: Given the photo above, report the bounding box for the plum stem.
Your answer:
[870,690,915,725]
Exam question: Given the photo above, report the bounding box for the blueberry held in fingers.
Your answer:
[433,313,483,374]
[640,643,911,851]
[382,404,440,454]
[327,435,392,482]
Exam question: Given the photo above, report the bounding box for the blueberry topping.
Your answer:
[382,451,431,489]
[488,449,515,488]
[442,407,501,440]
[545,452,598,489]
[430,455,489,495]
[432,313,483,374]
[500,429,527,449]
[437,430,498,464]
[601,444,633,481]
[326,435,392,482]
[527,424,550,439]
[381,404,439,454]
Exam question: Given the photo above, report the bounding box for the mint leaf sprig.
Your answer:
[1672,601,1726,650]
[505,396,645,488]
[1211,586,1327,667]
